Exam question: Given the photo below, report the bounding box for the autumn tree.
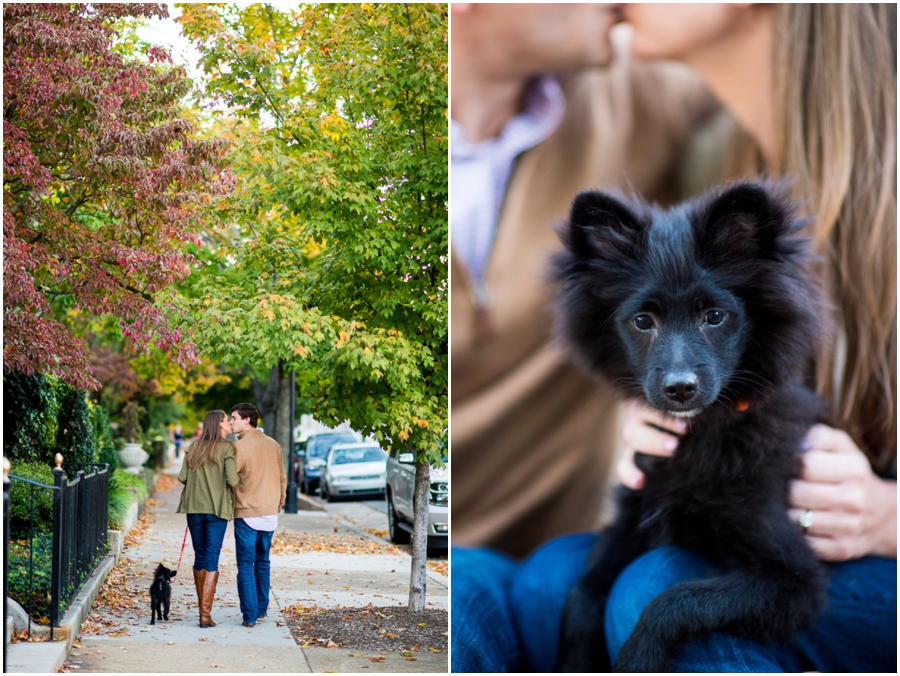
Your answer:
[178,3,447,610]
[3,3,229,390]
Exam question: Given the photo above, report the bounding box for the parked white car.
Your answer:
[321,442,387,502]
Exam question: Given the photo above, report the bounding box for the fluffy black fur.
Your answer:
[149,564,176,625]
[551,181,830,672]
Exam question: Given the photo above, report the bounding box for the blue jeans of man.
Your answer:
[234,518,274,624]
[451,535,897,672]
[185,513,228,572]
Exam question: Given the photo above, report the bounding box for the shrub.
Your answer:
[7,534,53,621]
[112,469,148,502]
[8,461,57,536]
[56,386,95,465]
[3,369,60,464]
[107,486,134,530]
[91,404,118,471]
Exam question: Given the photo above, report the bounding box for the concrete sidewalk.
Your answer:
[17,456,447,673]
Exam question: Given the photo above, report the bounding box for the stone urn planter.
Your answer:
[118,442,149,474]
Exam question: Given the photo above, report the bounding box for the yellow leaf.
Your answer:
[398,430,409,441]
[294,345,306,356]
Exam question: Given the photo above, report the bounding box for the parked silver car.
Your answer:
[296,431,357,494]
[321,442,387,502]
[385,448,448,553]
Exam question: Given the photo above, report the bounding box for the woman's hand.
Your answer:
[618,399,687,489]
[788,424,897,561]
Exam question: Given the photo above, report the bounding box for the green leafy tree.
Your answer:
[178,3,447,610]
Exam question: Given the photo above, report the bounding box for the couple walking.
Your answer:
[176,403,287,628]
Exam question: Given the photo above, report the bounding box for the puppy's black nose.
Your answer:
[664,372,697,402]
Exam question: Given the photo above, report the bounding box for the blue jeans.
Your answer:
[451,547,522,673]
[234,518,274,624]
[451,536,897,672]
[185,513,228,572]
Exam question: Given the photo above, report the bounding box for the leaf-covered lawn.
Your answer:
[270,530,403,556]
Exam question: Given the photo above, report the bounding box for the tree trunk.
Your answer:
[252,365,280,435]
[408,456,430,611]
[274,362,292,477]
[252,361,292,478]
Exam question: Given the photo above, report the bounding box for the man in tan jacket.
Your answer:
[230,403,286,627]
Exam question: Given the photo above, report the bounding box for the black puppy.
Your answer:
[149,563,176,625]
[551,181,830,672]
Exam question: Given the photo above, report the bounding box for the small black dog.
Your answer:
[551,181,830,672]
[149,564,176,625]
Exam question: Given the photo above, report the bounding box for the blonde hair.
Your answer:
[730,4,896,472]
[185,410,234,470]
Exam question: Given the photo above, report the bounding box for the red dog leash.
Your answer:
[175,524,188,576]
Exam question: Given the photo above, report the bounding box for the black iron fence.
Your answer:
[6,456,109,639]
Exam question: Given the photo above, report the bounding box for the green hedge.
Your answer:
[4,369,98,466]
[8,461,57,537]
[4,370,60,464]
[92,404,118,471]
[56,387,94,464]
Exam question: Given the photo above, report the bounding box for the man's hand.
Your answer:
[618,399,686,489]
[788,424,897,561]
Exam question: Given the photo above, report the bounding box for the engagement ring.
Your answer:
[799,509,813,535]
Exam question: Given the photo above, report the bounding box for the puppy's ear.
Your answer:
[566,190,645,259]
[695,182,792,257]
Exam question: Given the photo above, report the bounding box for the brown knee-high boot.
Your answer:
[195,569,219,628]
[192,569,203,621]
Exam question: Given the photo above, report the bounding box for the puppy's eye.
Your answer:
[633,314,654,331]
[705,310,725,326]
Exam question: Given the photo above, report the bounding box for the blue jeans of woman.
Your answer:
[233,518,274,624]
[186,513,228,572]
[451,535,897,672]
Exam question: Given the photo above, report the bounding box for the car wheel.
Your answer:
[321,482,330,502]
[387,491,411,545]
[300,474,308,494]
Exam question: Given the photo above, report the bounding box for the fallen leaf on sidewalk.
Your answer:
[427,560,448,576]
[155,474,179,493]
[369,657,386,662]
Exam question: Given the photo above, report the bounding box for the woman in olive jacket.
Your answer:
[177,409,240,628]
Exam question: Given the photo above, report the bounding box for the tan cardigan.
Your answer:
[451,44,721,557]
[233,427,286,518]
